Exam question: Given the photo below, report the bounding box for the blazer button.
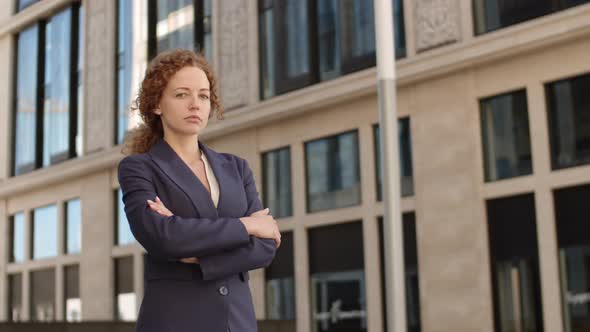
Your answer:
[219,286,229,296]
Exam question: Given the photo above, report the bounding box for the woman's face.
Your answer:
[155,66,211,138]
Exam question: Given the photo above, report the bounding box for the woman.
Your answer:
[118,49,280,332]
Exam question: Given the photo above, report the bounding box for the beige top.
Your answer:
[200,150,220,208]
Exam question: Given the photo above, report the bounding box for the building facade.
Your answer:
[1,0,590,331]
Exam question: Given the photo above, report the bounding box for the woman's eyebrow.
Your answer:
[173,87,209,92]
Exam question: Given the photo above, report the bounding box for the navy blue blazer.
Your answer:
[117,138,276,332]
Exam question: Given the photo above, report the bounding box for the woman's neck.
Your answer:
[163,133,201,165]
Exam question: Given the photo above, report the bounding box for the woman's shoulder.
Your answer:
[118,152,152,175]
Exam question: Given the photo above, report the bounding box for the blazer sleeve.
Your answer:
[118,156,251,260]
[199,158,277,281]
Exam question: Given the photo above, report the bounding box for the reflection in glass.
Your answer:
[266,232,295,320]
[309,222,366,332]
[487,194,543,332]
[8,274,22,322]
[65,265,81,322]
[285,0,309,78]
[115,256,137,321]
[76,5,84,156]
[14,25,39,175]
[66,198,82,254]
[263,148,292,218]
[480,90,532,181]
[31,268,56,322]
[11,212,26,263]
[17,0,39,11]
[156,0,194,52]
[33,205,58,259]
[546,73,590,170]
[554,184,590,331]
[117,189,136,245]
[259,1,275,99]
[375,118,414,200]
[306,131,361,212]
[43,8,72,167]
[117,0,148,144]
[473,0,590,35]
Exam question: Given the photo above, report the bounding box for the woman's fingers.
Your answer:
[147,199,173,217]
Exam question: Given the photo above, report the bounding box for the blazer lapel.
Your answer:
[148,138,219,218]
[198,141,231,213]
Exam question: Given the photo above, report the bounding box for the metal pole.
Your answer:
[373,0,406,331]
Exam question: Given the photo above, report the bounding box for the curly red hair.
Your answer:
[122,49,224,154]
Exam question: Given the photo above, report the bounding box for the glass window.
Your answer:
[117,189,136,245]
[66,198,81,254]
[12,5,82,176]
[305,131,361,213]
[17,0,39,11]
[13,25,39,176]
[308,221,366,332]
[374,118,414,200]
[116,0,149,144]
[148,0,211,57]
[33,204,58,260]
[260,0,405,99]
[262,147,293,218]
[43,8,73,167]
[378,213,421,332]
[76,5,84,156]
[265,231,295,320]
[546,73,590,170]
[31,268,56,322]
[115,256,137,321]
[480,90,532,181]
[486,193,544,332]
[10,212,26,263]
[8,274,22,322]
[65,265,81,322]
[554,184,590,332]
[473,0,590,35]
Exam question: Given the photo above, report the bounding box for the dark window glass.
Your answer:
[13,25,39,176]
[374,118,414,200]
[10,212,26,263]
[486,193,544,332]
[8,274,22,322]
[378,213,421,332]
[546,73,590,170]
[64,265,81,322]
[30,268,56,322]
[66,198,81,254]
[308,221,366,332]
[260,0,405,99]
[265,231,295,320]
[473,0,590,35]
[480,90,532,181]
[116,0,148,144]
[262,147,293,218]
[305,131,361,213]
[554,184,590,332]
[116,189,136,245]
[17,0,38,11]
[12,5,82,176]
[115,256,136,321]
[33,204,58,259]
[148,0,211,58]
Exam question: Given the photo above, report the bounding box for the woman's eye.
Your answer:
[200,95,210,100]
[175,93,187,98]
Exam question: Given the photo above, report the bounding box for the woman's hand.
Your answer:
[240,208,281,248]
[147,196,199,264]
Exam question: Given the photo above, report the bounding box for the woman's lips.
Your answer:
[185,115,201,123]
